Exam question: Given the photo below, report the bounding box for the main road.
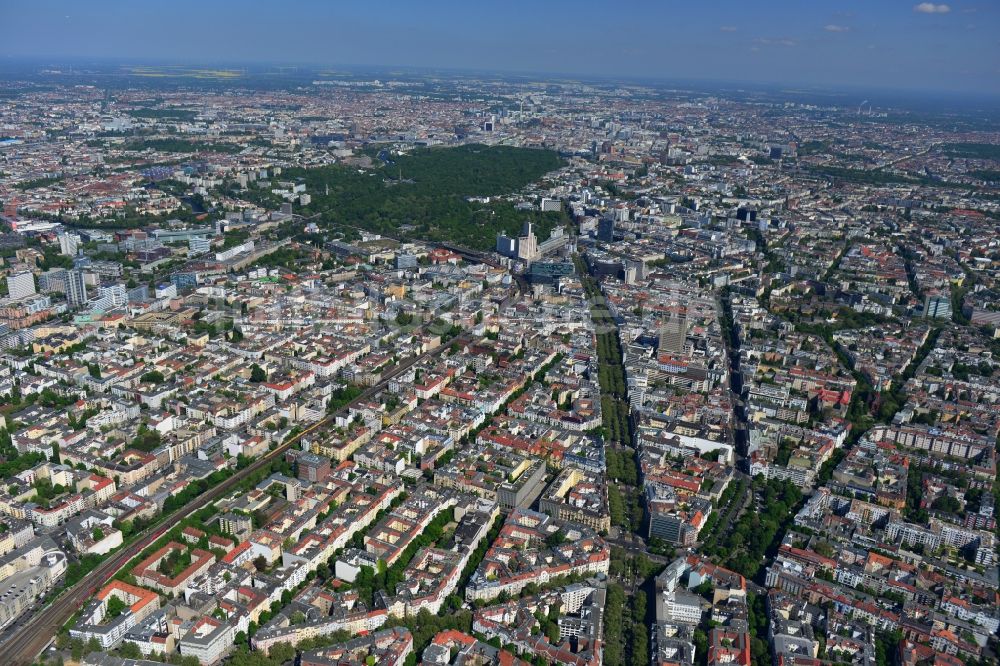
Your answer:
[4,330,472,666]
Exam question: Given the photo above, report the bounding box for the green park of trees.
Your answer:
[243,144,567,251]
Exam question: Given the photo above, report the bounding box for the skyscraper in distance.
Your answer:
[65,269,88,307]
[58,232,80,257]
[658,311,688,355]
[6,272,36,301]
[516,221,538,262]
[597,218,615,242]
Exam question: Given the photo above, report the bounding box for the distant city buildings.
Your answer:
[0,69,994,666]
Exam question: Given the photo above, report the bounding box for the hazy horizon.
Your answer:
[3,1,998,98]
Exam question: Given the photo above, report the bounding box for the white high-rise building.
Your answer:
[6,272,36,301]
[65,270,88,307]
[58,233,80,257]
[516,221,538,262]
[97,284,128,308]
[189,237,211,255]
[38,269,67,293]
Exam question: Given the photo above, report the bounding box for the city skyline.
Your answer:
[3,0,999,97]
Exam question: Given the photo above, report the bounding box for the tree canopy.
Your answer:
[241,144,567,250]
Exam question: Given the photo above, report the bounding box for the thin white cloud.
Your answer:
[755,38,797,47]
[913,3,951,14]
[719,26,738,32]
[824,24,850,32]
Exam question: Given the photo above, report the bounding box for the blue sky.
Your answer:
[2,1,998,95]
